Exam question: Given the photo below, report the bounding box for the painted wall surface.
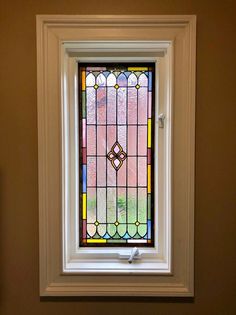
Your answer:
[0,0,236,314]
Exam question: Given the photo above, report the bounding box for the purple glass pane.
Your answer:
[138,157,147,186]
[87,157,96,187]
[86,87,96,124]
[128,88,137,124]
[117,88,127,124]
[97,125,106,155]
[128,125,137,156]
[97,87,106,124]
[128,157,137,186]
[107,87,116,124]
[97,157,106,186]
[138,125,147,155]
[138,87,148,124]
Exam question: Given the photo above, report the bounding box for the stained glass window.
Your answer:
[79,63,155,247]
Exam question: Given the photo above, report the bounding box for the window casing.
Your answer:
[37,15,196,296]
[63,50,170,273]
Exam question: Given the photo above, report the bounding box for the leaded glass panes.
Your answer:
[79,63,155,246]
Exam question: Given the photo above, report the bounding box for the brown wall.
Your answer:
[0,0,236,314]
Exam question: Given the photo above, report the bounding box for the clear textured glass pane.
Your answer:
[138,125,147,155]
[117,87,127,124]
[87,157,96,187]
[128,88,137,124]
[97,87,106,124]
[138,87,148,124]
[97,126,106,155]
[87,188,96,223]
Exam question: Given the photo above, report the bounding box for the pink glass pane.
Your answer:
[86,87,96,124]
[97,157,106,186]
[97,126,106,155]
[128,88,137,124]
[138,157,147,186]
[117,159,126,187]
[107,87,116,124]
[87,125,96,155]
[117,87,127,124]
[128,157,136,186]
[97,87,106,124]
[82,119,86,147]
[118,125,127,151]
[87,157,96,187]
[138,87,147,124]
[138,73,148,86]
[87,188,96,223]
[138,125,147,155]
[107,125,116,153]
[128,125,137,156]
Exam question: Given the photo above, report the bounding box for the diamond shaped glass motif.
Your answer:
[107,141,127,171]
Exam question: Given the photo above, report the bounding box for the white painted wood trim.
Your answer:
[37,15,196,296]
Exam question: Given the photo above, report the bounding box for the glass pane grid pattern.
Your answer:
[79,63,155,247]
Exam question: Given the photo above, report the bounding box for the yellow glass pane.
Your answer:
[82,193,86,219]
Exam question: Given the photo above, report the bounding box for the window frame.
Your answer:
[37,15,196,296]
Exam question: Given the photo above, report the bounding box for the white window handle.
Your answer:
[128,247,139,264]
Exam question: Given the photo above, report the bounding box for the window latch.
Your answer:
[158,113,165,128]
[128,247,140,264]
